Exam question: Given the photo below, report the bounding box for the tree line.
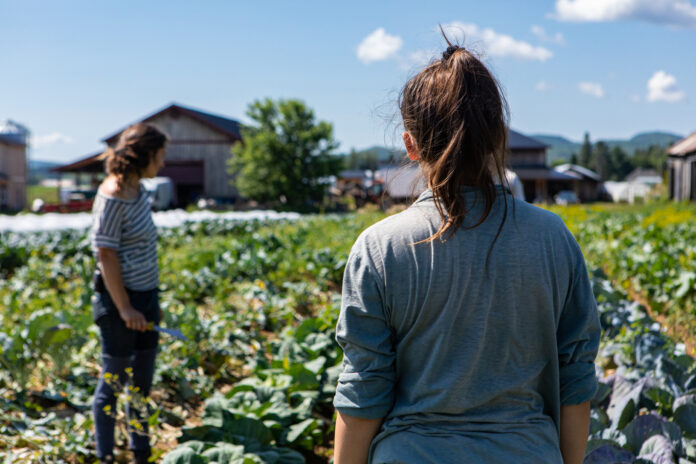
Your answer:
[561,132,667,182]
[229,99,671,211]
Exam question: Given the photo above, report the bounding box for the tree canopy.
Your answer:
[569,132,668,181]
[229,99,341,210]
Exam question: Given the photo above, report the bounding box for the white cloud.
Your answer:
[535,80,551,91]
[31,132,74,149]
[531,25,565,44]
[578,82,605,98]
[441,22,553,61]
[553,0,696,27]
[357,28,403,64]
[646,70,686,102]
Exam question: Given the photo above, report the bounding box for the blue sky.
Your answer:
[2,0,695,163]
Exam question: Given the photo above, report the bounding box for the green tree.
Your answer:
[607,146,632,180]
[592,141,609,180]
[579,132,592,168]
[345,148,379,170]
[632,145,667,175]
[229,99,341,210]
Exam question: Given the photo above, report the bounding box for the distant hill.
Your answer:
[531,135,580,164]
[341,146,406,170]
[29,159,61,170]
[28,159,61,183]
[531,132,683,164]
[360,145,406,162]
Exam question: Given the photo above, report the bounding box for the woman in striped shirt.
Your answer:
[91,123,167,464]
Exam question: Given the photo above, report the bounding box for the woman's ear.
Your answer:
[402,131,419,161]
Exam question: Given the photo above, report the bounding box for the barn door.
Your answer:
[669,166,675,200]
[159,161,205,207]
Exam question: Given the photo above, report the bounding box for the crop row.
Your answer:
[1,205,695,463]
[550,203,696,321]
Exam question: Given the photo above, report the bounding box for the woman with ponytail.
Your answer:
[91,123,167,463]
[333,35,600,464]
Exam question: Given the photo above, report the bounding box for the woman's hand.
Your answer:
[98,248,148,331]
[118,305,148,332]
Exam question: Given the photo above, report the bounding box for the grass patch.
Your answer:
[26,185,59,204]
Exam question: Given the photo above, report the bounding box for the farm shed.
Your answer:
[0,121,28,211]
[625,168,662,185]
[667,132,696,201]
[53,103,242,206]
[337,170,373,188]
[553,164,603,202]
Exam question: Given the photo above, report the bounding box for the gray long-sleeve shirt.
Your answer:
[334,186,600,464]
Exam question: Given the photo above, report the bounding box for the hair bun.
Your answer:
[442,45,460,60]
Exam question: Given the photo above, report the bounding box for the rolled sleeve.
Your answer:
[334,235,395,419]
[557,246,601,405]
[92,198,124,250]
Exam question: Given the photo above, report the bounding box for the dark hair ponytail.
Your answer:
[101,123,168,189]
[400,28,510,244]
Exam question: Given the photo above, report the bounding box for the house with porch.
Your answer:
[507,130,576,202]
[553,164,604,202]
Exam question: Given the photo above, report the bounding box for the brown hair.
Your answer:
[101,123,168,188]
[400,29,510,244]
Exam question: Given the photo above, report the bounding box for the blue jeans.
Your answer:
[92,288,160,459]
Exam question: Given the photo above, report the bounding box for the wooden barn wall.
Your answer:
[166,143,238,198]
[0,143,27,210]
[669,157,694,201]
[107,113,239,199]
[148,113,230,142]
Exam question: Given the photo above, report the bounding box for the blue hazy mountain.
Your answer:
[532,132,684,164]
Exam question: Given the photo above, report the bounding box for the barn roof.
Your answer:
[554,163,601,181]
[668,132,696,156]
[508,129,547,151]
[514,166,577,181]
[102,103,242,144]
[52,152,104,173]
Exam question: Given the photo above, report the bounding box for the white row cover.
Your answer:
[0,209,301,233]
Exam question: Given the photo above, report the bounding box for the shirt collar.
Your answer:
[414,185,510,204]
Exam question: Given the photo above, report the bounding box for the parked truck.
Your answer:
[141,177,175,210]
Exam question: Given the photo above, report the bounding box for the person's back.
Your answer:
[332,33,600,464]
[335,188,599,463]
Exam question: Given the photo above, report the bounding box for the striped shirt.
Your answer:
[91,184,159,291]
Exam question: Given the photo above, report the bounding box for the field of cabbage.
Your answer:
[0,202,695,463]
[550,202,696,352]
